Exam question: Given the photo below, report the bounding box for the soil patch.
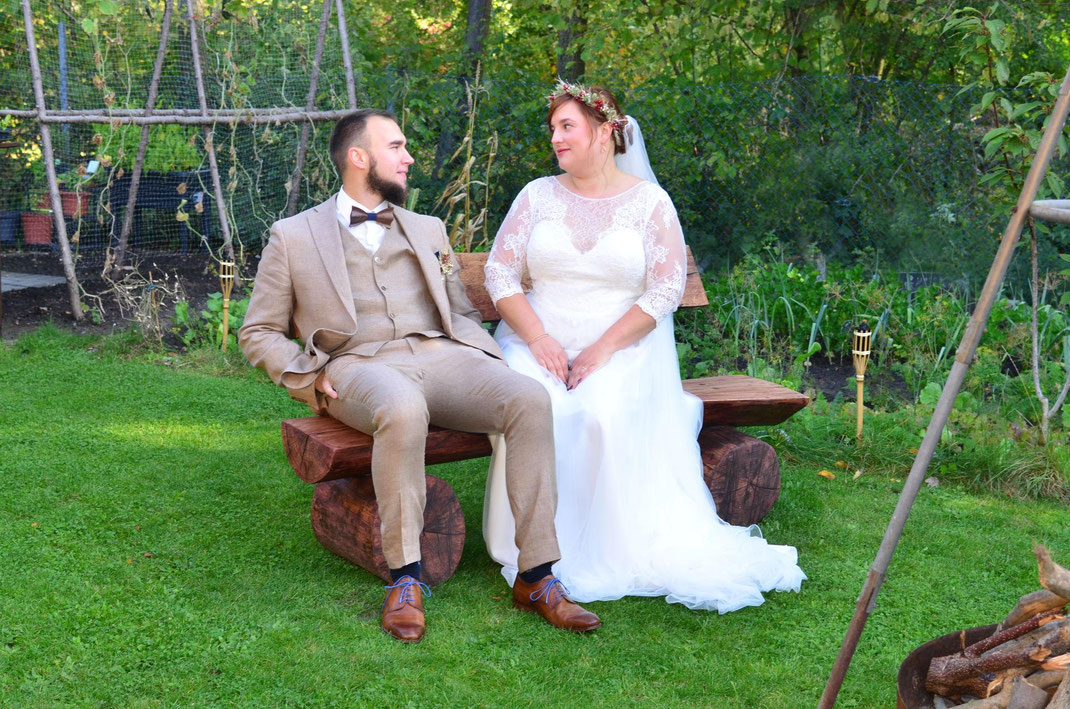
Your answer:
[2,251,223,342]
[804,354,910,404]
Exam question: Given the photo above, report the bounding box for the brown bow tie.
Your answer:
[350,206,394,228]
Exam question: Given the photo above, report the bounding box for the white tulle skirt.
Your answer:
[482,308,806,613]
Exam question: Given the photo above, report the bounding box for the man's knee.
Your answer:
[373,391,430,439]
[502,372,552,418]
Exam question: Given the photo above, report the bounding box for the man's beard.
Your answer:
[367,157,408,205]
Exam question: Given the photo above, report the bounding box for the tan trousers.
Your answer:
[324,337,560,573]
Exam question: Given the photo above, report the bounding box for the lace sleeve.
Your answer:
[635,190,687,321]
[484,183,535,304]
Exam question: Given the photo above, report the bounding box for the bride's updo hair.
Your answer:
[546,83,629,155]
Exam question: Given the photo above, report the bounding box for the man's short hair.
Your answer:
[328,109,398,176]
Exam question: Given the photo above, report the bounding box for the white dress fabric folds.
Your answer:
[482,176,805,612]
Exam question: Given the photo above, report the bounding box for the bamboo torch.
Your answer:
[852,322,872,441]
[219,260,235,352]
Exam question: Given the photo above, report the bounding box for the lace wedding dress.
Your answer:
[482,176,806,612]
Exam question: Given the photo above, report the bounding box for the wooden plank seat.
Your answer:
[281,249,809,585]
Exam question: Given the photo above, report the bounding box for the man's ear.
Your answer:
[348,145,367,170]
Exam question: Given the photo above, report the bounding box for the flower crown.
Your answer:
[546,79,626,146]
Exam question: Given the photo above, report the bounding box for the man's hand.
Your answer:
[316,370,339,399]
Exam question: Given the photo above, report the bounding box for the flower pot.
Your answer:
[0,211,18,242]
[896,624,998,708]
[21,212,52,245]
[37,190,87,218]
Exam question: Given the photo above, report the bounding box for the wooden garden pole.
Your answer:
[818,60,1070,708]
[286,0,333,217]
[111,0,174,278]
[185,0,234,264]
[9,110,357,125]
[334,0,358,110]
[21,0,83,322]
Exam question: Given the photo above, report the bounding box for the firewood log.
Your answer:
[1000,590,1070,632]
[1025,669,1067,690]
[1051,671,1070,709]
[956,688,1011,709]
[1005,675,1054,709]
[1037,544,1070,600]
[973,611,1066,657]
[927,620,1070,697]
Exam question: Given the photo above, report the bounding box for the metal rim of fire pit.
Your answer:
[896,624,999,709]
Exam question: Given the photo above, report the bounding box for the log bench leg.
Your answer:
[309,474,466,587]
[698,426,781,527]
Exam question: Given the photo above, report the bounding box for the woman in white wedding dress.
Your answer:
[482,81,805,612]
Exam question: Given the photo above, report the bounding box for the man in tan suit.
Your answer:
[240,109,600,642]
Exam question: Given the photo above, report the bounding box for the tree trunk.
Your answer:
[556,4,587,82]
[431,0,492,181]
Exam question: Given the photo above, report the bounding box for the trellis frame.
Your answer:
[4,0,359,325]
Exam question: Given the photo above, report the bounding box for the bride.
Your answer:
[482,81,805,612]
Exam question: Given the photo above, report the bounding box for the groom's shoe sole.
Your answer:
[511,599,602,632]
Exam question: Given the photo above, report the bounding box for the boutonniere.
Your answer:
[434,251,455,277]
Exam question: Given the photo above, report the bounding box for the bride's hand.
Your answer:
[528,334,569,383]
[567,342,612,390]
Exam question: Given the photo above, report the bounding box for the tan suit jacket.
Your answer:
[239,195,503,413]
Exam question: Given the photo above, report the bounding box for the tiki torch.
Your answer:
[852,321,872,441]
[219,260,235,352]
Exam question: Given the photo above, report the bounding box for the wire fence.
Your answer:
[1,2,1067,290]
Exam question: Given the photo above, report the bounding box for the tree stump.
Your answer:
[309,474,465,586]
[699,426,780,526]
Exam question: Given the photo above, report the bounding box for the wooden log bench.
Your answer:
[281,249,809,586]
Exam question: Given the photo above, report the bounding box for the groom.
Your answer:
[239,109,600,642]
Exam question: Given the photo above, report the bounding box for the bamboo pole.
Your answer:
[334,0,358,110]
[21,0,83,322]
[111,0,175,277]
[286,0,333,217]
[185,0,234,264]
[1,110,357,125]
[818,60,1070,708]
[2,108,356,118]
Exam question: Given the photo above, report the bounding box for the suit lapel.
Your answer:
[392,207,455,334]
[308,196,356,324]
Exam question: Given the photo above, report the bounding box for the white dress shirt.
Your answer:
[336,188,389,254]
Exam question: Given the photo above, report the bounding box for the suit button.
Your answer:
[379,284,387,291]
[374,256,383,264]
[388,312,396,319]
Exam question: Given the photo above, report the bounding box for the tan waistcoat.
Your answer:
[337,220,444,356]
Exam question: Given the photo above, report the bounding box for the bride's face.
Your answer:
[549,101,607,174]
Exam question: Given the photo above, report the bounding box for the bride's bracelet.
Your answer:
[527,333,550,345]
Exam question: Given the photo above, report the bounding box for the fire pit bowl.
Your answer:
[896,624,999,709]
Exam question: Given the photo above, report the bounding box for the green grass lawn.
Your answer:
[2,327,1069,706]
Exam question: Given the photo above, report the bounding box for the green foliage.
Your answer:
[172,291,249,352]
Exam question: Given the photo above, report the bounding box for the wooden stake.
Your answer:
[185,0,234,265]
[111,0,174,277]
[21,0,83,322]
[286,0,334,217]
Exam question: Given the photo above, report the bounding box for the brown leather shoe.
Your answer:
[512,575,601,632]
[381,576,429,643]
